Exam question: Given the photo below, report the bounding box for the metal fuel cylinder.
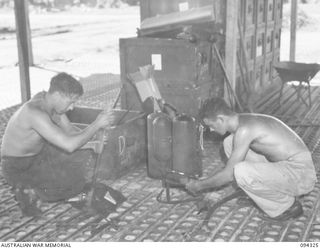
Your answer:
[152,114,172,161]
[172,114,202,177]
[147,112,172,179]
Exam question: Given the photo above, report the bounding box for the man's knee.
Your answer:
[234,161,255,187]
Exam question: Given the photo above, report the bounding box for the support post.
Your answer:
[25,0,34,66]
[290,0,298,61]
[225,0,239,108]
[14,0,31,102]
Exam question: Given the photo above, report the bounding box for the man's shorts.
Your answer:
[1,144,94,202]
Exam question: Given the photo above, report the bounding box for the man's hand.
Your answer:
[95,110,113,129]
[185,179,202,195]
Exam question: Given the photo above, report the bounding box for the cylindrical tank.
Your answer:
[152,114,172,161]
[172,114,202,177]
[147,112,172,179]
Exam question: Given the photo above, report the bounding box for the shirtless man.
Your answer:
[1,72,111,216]
[186,97,316,220]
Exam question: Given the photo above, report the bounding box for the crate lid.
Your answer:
[140,5,215,36]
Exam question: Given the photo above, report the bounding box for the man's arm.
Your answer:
[53,113,103,151]
[186,127,253,192]
[52,113,82,135]
[30,108,110,153]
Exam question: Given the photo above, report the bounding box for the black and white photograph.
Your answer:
[0,0,320,245]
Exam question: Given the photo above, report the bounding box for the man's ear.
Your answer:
[216,114,226,123]
[51,91,60,99]
[203,118,209,124]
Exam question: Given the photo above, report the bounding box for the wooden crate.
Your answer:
[67,107,147,180]
[119,37,222,116]
[139,0,225,37]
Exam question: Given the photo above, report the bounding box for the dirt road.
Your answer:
[0,6,140,73]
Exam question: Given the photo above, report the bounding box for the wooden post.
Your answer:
[290,0,298,61]
[225,0,239,108]
[14,0,31,102]
[25,0,34,66]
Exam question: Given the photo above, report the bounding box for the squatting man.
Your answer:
[186,97,317,220]
[0,72,111,216]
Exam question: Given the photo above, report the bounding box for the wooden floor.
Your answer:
[0,84,320,242]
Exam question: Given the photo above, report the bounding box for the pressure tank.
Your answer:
[172,114,202,177]
[147,112,172,179]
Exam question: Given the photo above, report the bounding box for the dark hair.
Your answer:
[198,97,234,121]
[48,72,83,96]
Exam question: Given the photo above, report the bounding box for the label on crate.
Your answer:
[151,54,162,71]
[257,46,263,57]
[179,2,189,12]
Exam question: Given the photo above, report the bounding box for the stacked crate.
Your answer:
[120,38,218,116]
[120,0,226,117]
[120,0,284,114]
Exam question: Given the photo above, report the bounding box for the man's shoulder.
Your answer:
[240,113,278,125]
[23,101,50,124]
[237,114,268,135]
[25,101,43,114]
[235,125,252,138]
[238,113,285,138]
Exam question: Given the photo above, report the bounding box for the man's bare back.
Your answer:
[238,114,309,162]
[1,92,48,157]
